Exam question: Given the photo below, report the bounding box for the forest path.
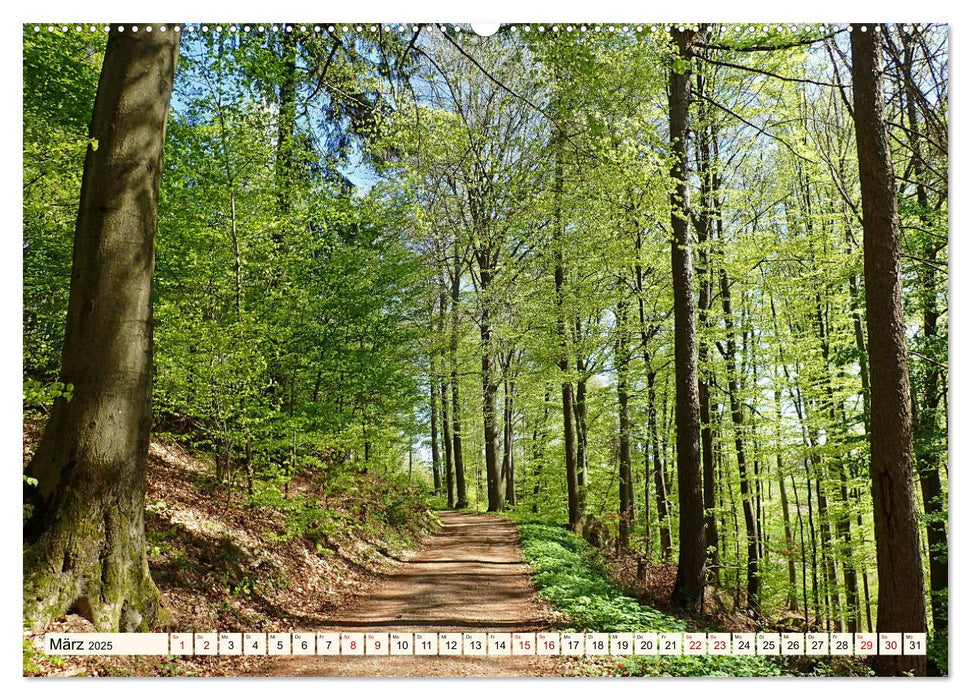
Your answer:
[262,511,563,676]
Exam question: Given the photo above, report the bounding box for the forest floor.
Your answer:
[263,512,566,677]
[22,421,867,678]
[23,421,436,677]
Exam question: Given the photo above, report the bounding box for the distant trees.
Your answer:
[886,22,949,651]
[389,27,945,658]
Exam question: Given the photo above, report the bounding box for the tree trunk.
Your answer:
[804,459,821,628]
[615,300,633,551]
[787,320,841,630]
[478,264,502,513]
[719,267,759,616]
[647,371,672,559]
[479,336,501,511]
[668,25,707,614]
[553,124,581,530]
[812,288,861,632]
[503,378,517,506]
[574,367,589,512]
[442,378,455,508]
[531,397,551,514]
[694,68,720,581]
[449,250,468,509]
[557,305,580,528]
[721,432,742,609]
[812,446,840,630]
[848,238,872,429]
[430,362,442,495]
[643,443,653,559]
[778,473,800,611]
[439,293,455,508]
[23,25,180,632]
[790,472,811,629]
[775,389,799,611]
[855,487,876,633]
[635,234,668,560]
[848,251,876,635]
[851,23,927,676]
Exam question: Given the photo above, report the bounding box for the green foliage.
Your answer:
[520,523,676,631]
[23,30,105,380]
[249,468,433,548]
[928,628,948,675]
[250,481,344,546]
[22,23,948,670]
[23,635,63,675]
[613,653,782,678]
[23,380,73,412]
[145,526,187,563]
[146,28,430,501]
[518,523,781,676]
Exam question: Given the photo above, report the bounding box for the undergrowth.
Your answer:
[517,522,782,677]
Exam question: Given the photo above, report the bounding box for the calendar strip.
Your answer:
[43,632,926,657]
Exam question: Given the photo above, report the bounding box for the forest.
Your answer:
[22,22,947,678]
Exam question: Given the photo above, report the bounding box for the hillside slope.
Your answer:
[24,423,436,677]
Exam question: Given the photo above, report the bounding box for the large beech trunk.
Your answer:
[693,69,720,580]
[668,25,707,614]
[851,23,927,676]
[24,25,180,632]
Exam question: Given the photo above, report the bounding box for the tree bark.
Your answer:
[530,396,551,514]
[635,234,669,560]
[647,371,672,559]
[693,68,720,581]
[668,25,707,614]
[813,285,861,632]
[439,293,455,507]
[775,389,800,612]
[615,300,633,551]
[719,266,759,616]
[789,472,811,628]
[441,377,455,508]
[851,23,927,676]
[24,25,180,632]
[478,264,502,512]
[502,378,517,506]
[430,361,442,495]
[449,249,468,509]
[574,365,589,512]
[553,124,581,530]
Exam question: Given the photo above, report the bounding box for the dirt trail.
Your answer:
[264,511,563,677]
